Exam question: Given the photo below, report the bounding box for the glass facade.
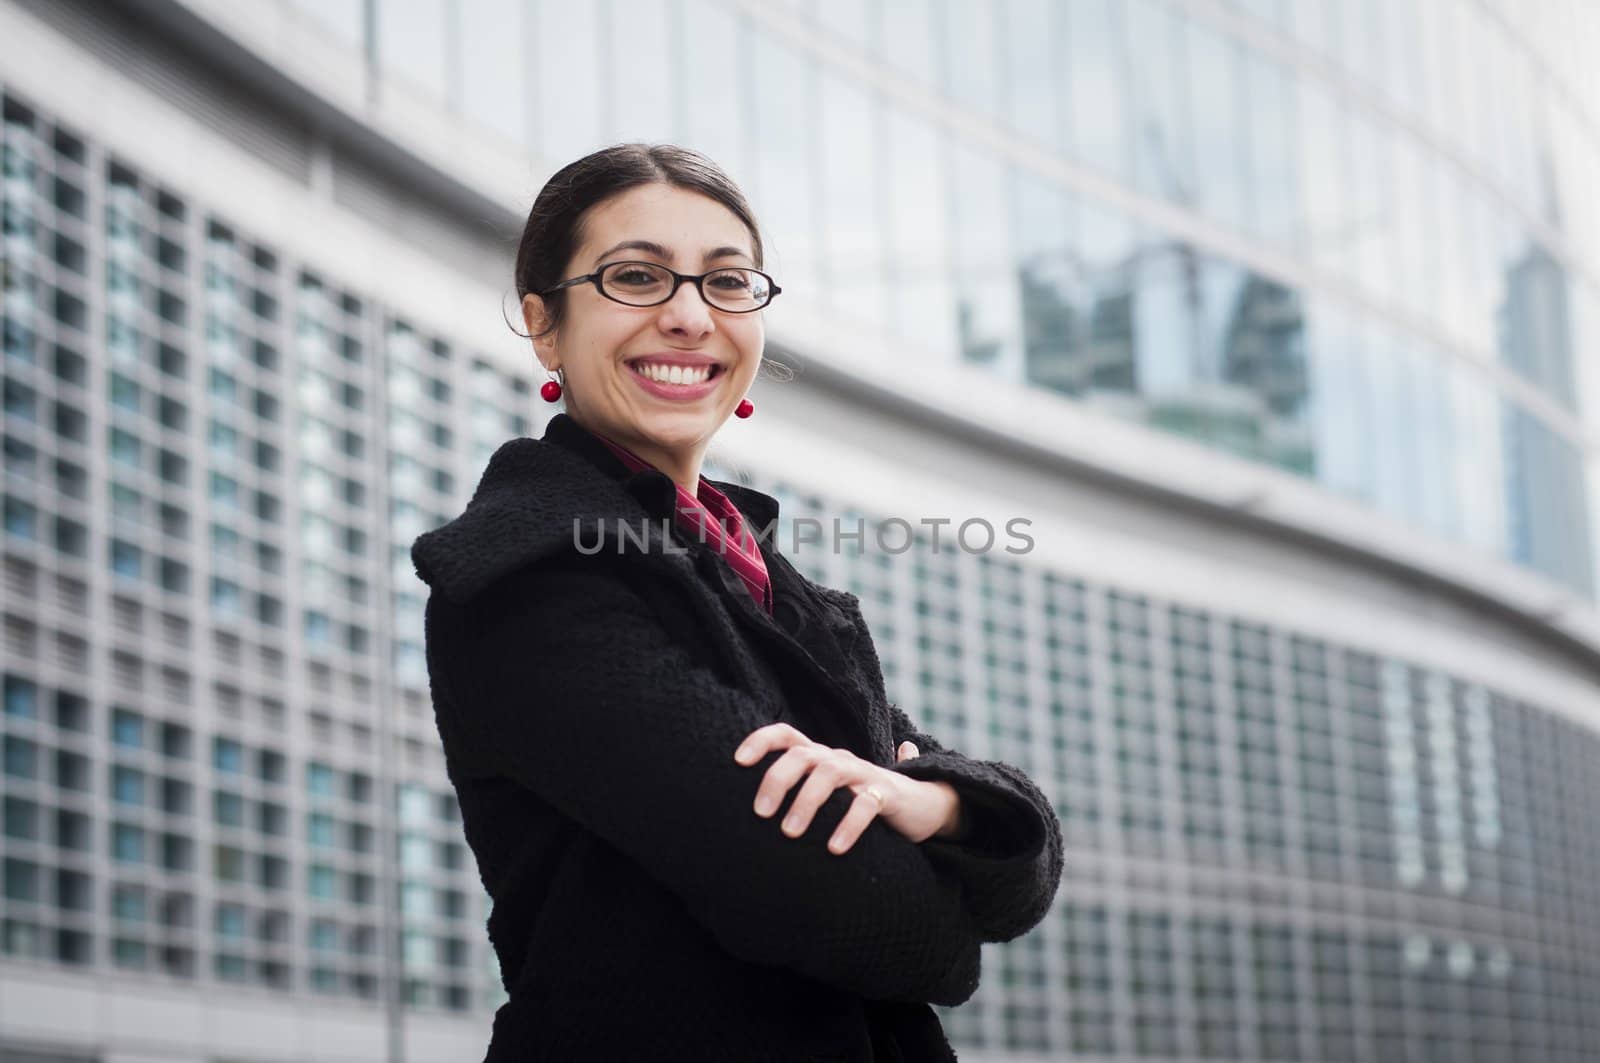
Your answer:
[5,2,1600,1061]
[309,0,1600,598]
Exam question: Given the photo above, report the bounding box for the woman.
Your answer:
[411,144,1063,1062]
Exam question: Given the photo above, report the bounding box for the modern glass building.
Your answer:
[2,1,1599,1061]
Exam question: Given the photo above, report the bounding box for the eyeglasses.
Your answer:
[541,260,781,313]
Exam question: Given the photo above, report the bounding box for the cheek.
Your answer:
[569,316,634,373]
[730,321,764,365]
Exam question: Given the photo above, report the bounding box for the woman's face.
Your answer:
[524,183,764,462]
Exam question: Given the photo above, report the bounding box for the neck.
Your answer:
[628,441,701,495]
[576,414,703,494]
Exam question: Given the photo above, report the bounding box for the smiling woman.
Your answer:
[412,144,1063,1062]
[515,151,772,495]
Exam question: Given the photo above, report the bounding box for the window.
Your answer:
[215,903,246,939]
[110,539,142,579]
[109,427,141,467]
[308,864,337,900]
[309,919,339,952]
[112,885,146,922]
[304,611,332,647]
[209,472,239,508]
[210,577,242,617]
[401,834,431,873]
[111,707,142,747]
[207,419,240,459]
[258,749,286,784]
[307,762,335,798]
[402,882,431,917]
[3,495,37,539]
[112,766,144,806]
[212,738,243,774]
[4,797,39,841]
[214,845,246,882]
[112,823,144,864]
[307,812,336,848]
[3,736,38,779]
[213,790,244,827]
[3,676,37,719]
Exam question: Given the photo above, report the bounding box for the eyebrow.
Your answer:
[592,239,753,269]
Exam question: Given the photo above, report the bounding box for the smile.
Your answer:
[624,359,726,401]
[627,361,722,385]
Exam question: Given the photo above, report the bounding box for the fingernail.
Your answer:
[828,835,845,853]
[782,815,800,834]
[735,745,752,764]
[754,796,773,816]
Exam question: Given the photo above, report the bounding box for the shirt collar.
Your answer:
[543,413,780,529]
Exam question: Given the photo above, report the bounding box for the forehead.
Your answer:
[578,183,753,261]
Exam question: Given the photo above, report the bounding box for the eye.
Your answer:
[708,270,753,290]
[610,265,666,288]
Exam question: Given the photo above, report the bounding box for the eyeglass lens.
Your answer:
[600,262,771,310]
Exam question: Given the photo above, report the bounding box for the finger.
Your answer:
[777,755,852,839]
[734,722,812,765]
[827,788,888,855]
[751,745,824,819]
[896,741,919,762]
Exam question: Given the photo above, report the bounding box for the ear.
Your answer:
[522,293,559,370]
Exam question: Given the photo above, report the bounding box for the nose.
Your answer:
[655,277,715,340]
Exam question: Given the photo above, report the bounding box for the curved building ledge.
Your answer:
[758,304,1600,701]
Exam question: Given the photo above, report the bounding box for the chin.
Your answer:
[632,410,720,443]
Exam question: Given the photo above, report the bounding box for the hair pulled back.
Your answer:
[513,143,765,341]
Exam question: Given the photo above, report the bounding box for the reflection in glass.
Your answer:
[1124,0,1191,209]
[819,70,886,330]
[680,0,747,178]
[952,144,1019,377]
[535,1,601,163]
[881,0,937,88]
[1185,19,1247,233]
[1002,0,1063,152]
[377,0,447,100]
[752,33,820,299]
[1064,0,1131,180]
[459,0,528,145]
[1243,51,1300,249]
[885,109,956,358]
[609,0,674,142]
[1502,405,1592,596]
[941,0,998,116]
[291,0,363,50]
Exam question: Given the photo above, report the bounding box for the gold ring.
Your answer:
[863,785,885,806]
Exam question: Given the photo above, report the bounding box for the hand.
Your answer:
[734,724,957,854]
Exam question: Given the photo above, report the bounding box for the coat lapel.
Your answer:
[410,416,890,762]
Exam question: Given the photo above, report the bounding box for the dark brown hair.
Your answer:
[513,143,766,341]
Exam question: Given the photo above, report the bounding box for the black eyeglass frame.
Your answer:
[540,260,782,313]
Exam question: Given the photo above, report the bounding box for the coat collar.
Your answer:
[410,413,782,604]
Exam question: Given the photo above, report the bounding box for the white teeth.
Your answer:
[634,362,713,386]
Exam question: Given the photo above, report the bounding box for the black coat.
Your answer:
[411,413,1064,1062]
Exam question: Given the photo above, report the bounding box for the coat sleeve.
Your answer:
[887,701,1065,944]
[818,584,1064,944]
[423,558,982,1007]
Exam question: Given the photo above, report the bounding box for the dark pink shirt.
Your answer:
[592,433,774,615]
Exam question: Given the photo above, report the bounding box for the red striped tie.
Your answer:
[592,434,774,615]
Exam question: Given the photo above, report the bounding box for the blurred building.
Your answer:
[2,1,1599,1061]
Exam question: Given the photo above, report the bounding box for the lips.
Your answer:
[625,359,724,401]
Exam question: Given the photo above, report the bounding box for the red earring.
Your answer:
[734,398,754,419]
[540,376,562,403]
